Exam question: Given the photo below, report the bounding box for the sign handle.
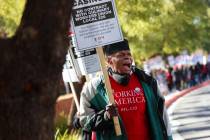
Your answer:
[96,47,122,136]
[69,82,80,111]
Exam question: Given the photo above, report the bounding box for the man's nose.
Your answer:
[123,57,132,62]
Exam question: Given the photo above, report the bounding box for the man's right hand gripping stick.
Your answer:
[104,104,122,136]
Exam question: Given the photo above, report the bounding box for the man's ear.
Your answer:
[104,56,112,67]
[107,56,112,65]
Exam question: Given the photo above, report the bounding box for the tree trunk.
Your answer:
[0,0,73,140]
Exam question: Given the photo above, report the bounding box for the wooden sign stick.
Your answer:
[69,82,80,111]
[96,47,122,136]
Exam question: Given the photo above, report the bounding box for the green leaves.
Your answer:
[1,0,209,66]
[0,0,25,36]
[116,0,210,66]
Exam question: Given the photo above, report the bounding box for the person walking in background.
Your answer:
[194,62,202,84]
[201,64,208,82]
[78,39,173,140]
[207,61,210,79]
[174,67,181,90]
[166,67,173,92]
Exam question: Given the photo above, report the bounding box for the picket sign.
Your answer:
[96,47,122,136]
[71,0,123,135]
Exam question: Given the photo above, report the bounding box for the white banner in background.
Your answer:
[191,54,203,65]
[208,54,210,62]
[167,55,175,67]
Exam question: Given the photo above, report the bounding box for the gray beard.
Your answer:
[108,68,131,86]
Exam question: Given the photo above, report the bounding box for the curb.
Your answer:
[165,80,210,108]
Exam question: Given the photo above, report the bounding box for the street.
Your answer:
[168,84,210,140]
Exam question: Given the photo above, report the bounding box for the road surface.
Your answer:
[168,85,210,140]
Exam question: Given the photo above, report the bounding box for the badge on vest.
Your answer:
[134,87,141,94]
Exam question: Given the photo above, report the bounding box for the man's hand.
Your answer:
[73,112,81,129]
[104,104,118,120]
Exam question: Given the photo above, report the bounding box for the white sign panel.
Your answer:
[62,60,80,82]
[62,68,80,82]
[72,47,101,75]
[71,0,123,50]
[62,51,82,82]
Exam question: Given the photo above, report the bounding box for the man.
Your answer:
[78,39,173,140]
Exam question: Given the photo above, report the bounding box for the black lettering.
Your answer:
[84,0,89,4]
[73,0,78,7]
[73,1,114,26]
[74,0,104,7]
[78,0,84,6]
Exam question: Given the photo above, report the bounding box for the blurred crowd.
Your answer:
[150,62,210,95]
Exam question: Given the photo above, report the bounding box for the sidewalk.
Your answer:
[167,82,210,140]
[165,80,210,108]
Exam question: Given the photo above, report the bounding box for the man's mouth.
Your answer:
[123,63,131,69]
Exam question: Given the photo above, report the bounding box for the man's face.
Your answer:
[108,50,133,75]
